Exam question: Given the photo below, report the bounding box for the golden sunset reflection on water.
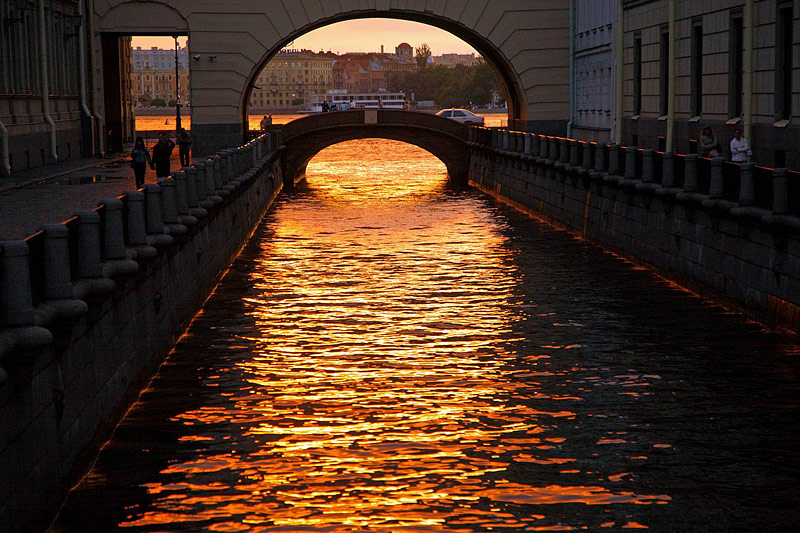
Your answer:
[112,140,667,531]
[54,138,800,532]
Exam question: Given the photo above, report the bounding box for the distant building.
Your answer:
[395,42,413,59]
[248,50,334,110]
[131,47,190,107]
[333,58,386,93]
[431,53,481,68]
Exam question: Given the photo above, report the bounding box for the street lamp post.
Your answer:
[173,35,182,133]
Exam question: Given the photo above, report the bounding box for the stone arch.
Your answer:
[239,11,527,133]
[95,1,569,154]
[99,1,187,34]
[279,110,471,185]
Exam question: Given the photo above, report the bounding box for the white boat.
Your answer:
[303,89,408,112]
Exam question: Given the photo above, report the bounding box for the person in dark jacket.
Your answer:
[130,136,154,189]
[152,132,175,178]
[177,127,192,167]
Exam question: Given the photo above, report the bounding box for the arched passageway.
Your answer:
[95,1,569,154]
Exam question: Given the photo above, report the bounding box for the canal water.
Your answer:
[53,140,800,531]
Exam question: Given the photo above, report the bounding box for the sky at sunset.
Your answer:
[131,18,477,55]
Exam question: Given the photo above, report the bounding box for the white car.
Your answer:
[435,108,485,126]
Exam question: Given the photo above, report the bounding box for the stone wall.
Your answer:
[0,133,283,531]
[467,127,800,337]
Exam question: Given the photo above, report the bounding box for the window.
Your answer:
[775,4,794,120]
[729,13,744,118]
[633,33,642,115]
[690,20,703,117]
[659,27,669,116]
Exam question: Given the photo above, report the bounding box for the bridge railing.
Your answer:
[468,126,800,229]
[280,109,469,143]
[0,131,281,376]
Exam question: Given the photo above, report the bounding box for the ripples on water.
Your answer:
[54,140,800,531]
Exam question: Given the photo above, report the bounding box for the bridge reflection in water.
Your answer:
[54,140,800,531]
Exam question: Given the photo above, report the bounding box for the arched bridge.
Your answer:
[277,110,471,185]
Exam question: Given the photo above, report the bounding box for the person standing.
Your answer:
[729,129,751,162]
[177,128,192,167]
[130,136,154,189]
[698,126,721,158]
[152,132,176,178]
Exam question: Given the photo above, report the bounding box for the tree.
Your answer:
[415,43,431,69]
[151,98,167,107]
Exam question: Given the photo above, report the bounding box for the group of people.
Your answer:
[698,126,752,162]
[129,128,192,188]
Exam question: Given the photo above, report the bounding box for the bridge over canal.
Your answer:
[277,109,472,184]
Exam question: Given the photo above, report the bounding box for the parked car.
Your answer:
[435,108,485,126]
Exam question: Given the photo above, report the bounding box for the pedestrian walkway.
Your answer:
[0,145,186,240]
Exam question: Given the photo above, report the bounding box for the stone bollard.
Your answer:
[559,138,570,164]
[538,136,549,160]
[218,152,230,185]
[569,140,580,167]
[708,157,725,198]
[661,152,675,188]
[530,134,540,157]
[174,171,191,217]
[738,162,755,206]
[623,147,637,180]
[41,224,73,301]
[641,149,654,182]
[607,144,619,175]
[75,211,103,279]
[143,184,164,236]
[98,198,127,260]
[582,142,593,170]
[39,224,88,322]
[594,144,607,173]
[184,166,199,209]
[771,168,788,214]
[124,190,148,246]
[0,240,36,327]
[683,154,699,193]
[213,155,227,194]
[158,178,179,225]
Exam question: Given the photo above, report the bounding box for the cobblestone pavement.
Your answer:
[0,146,188,240]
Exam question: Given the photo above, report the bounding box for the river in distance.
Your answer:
[52,139,800,531]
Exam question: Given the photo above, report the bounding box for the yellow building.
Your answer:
[248,50,334,110]
[131,46,190,106]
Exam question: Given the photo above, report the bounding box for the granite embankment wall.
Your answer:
[0,134,283,531]
[468,128,800,337]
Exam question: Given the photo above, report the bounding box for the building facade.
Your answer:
[248,50,334,111]
[432,53,481,68]
[572,0,618,142]
[1,0,94,172]
[131,46,190,107]
[620,0,800,168]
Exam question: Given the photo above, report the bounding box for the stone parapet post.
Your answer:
[709,157,725,198]
[738,163,755,206]
[41,224,73,301]
[0,240,36,327]
[771,168,788,214]
[98,198,126,260]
